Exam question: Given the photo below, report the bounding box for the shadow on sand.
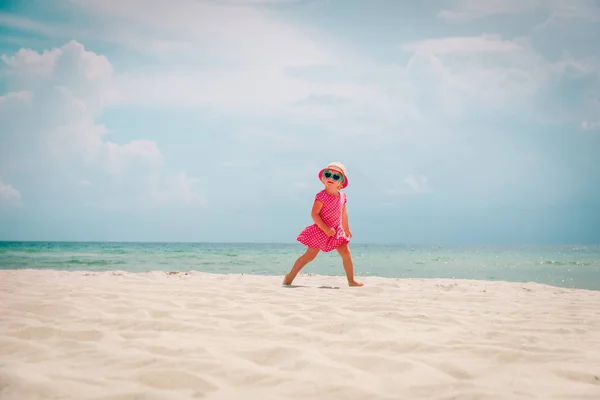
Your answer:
[282,285,340,290]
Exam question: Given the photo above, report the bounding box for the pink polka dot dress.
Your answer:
[296,190,350,252]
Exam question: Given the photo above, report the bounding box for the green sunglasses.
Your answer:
[323,170,344,182]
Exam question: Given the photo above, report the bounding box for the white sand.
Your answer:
[1,270,599,400]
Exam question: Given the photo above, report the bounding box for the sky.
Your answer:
[0,0,599,244]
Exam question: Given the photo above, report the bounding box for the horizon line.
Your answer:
[0,240,598,246]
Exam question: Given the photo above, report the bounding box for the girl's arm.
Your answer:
[311,200,332,233]
[342,204,352,237]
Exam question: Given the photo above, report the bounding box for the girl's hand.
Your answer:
[325,227,336,236]
[345,230,352,238]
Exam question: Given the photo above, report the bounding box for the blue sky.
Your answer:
[0,0,599,244]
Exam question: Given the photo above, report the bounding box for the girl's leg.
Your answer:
[336,243,364,286]
[283,247,320,285]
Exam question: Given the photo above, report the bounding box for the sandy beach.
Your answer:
[1,270,599,400]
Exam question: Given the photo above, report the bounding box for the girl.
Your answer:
[283,162,364,287]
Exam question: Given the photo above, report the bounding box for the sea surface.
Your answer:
[1,241,599,290]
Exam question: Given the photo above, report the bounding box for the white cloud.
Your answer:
[439,0,600,22]
[152,172,208,207]
[1,42,158,175]
[205,0,303,4]
[0,0,596,227]
[112,66,360,116]
[1,40,116,109]
[404,174,431,194]
[581,121,600,130]
[67,0,337,67]
[582,98,600,131]
[103,140,164,175]
[401,34,524,55]
[44,0,374,120]
[546,1,600,21]
[3,0,595,156]
[0,90,33,102]
[3,0,597,129]
[438,0,541,21]
[384,174,432,196]
[236,128,306,151]
[0,178,22,206]
[221,161,254,168]
[0,1,508,130]
[397,24,600,124]
[581,97,600,131]
[401,52,542,118]
[0,40,204,207]
[0,12,68,37]
[0,12,198,59]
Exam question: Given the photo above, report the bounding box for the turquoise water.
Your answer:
[1,241,599,290]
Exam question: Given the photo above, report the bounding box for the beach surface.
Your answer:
[1,270,599,400]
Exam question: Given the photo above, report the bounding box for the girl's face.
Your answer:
[321,169,344,189]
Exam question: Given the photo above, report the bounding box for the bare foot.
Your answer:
[348,280,364,287]
[282,274,294,286]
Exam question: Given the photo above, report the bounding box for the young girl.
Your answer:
[283,162,364,287]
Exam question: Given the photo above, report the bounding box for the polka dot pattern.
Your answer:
[296,190,349,252]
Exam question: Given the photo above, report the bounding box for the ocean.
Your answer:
[1,241,599,290]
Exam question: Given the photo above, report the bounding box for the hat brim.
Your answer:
[318,168,348,188]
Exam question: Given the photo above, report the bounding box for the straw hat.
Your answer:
[318,161,348,189]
